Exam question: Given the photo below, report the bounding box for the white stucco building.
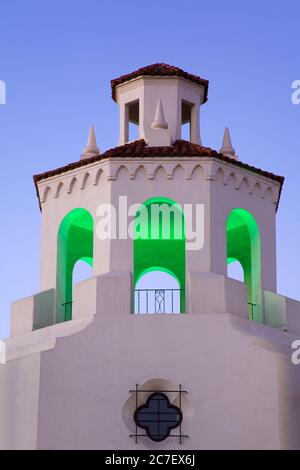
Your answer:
[1,63,300,450]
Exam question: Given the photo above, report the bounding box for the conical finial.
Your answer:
[151,99,168,130]
[81,125,100,160]
[219,127,237,160]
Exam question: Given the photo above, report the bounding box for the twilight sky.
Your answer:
[0,0,299,338]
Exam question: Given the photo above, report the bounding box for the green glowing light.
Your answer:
[226,208,262,322]
[56,208,94,322]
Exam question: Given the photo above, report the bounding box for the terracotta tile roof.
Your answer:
[111,63,209,102]
[33,140,284,209]
[33,139,284,184]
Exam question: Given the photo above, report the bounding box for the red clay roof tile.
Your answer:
[33,139,284,211]
[111,63,209,102]
[33,139,284,186]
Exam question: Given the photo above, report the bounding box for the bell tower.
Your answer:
[28,63,284,325]
[2,63,300,451]
[112,63,208,146]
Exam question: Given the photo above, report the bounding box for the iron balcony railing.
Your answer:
[248,301,256,321]
[134,289,182,314]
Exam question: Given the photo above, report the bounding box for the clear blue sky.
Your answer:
[0,0,299,338]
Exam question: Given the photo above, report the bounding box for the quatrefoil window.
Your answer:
[134,392,183,442]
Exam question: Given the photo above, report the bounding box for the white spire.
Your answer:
[219,127,237,160]
[151,99,168,130]
[81,125,100,160]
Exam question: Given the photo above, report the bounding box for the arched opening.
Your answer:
[56,208,94,322]
[226,208,262,322]
[126,100,139,142]
[181,100,194,142]
[227,259,244,283]
[134,269,180,314]
[72,259,93,284]
[134,197,185,313]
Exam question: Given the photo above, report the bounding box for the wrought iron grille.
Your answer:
[248,301,256,321]
[129,384,188,444]
[134,289,182,314]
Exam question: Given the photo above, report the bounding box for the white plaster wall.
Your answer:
[4,94,284,449]
[37,156,280,312]
[38,158,213,293]
[39,161,111,292]
[11,296,35,336]
[209,160,279,292]
[36,310,300,450]
[108,160,211,275]
[2,272,300,450]
[0,353,40,450]
[264,290,287,328]
[188,271,248,318]
[11,289,54,336]
[287,298,300,336]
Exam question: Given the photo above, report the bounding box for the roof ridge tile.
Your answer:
[111,63,209,102]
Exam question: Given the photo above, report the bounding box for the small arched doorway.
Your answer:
[134,197,185,313]
[56,208,94,322]
[226,208,262,322]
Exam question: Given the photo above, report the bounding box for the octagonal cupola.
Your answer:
[111,63,209,147]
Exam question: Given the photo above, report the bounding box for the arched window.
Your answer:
[56,208,94,322]
[226,208,262,322]
[134,197,185,313]
[134,392,183,442]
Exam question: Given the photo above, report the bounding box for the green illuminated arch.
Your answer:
[134,197,186,312]
[135,266,181,286]
[56,208,94,322]
[226,208,262,322]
